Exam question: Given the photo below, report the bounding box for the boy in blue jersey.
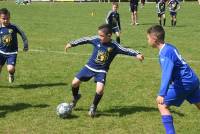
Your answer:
[0,8,28,83]
[106,2,121,44]
[130,0,139,25]
[147,25,200,134]
[168,0,180,27]
[157,0,166,26]
[65,24,144,117]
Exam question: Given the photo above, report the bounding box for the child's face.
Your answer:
[147,34,157,48]
[112,5,118,12]
[0,14,10,26]
[98,30,111,44]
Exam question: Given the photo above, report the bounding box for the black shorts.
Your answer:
[158,13,165,17]
[130,5,138,12]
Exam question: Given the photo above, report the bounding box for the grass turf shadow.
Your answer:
[0,103,49,118]
[75,105,184,117]
[0,82,67,90]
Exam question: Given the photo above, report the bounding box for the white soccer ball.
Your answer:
[56,102,72,118]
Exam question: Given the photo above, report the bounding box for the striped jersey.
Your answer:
[105,11,121,30]
[69,36,140,73]
[157,0,166,14]
[0,23,28,55]
[168,0,180,12]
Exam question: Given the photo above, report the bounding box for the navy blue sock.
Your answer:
[162,115,176,134]
[163,18,166,26]
[116,37,120,44]
[93,93,103,107]
[72,86,79,100]
[174,20,176,26]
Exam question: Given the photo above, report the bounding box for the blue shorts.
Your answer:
[170,12,177,17]
[0,53,17,66]
[75,66,107,84]
[164,83,200,107]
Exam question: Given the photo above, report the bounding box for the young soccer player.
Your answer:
[168,0,180,27]
[105,2,121,43]
[147,25,200,134]
[130,0,139,25]
[157,0,166,26]
[0,8,28,83]
[65,24,144,117]
[141,0,145,8]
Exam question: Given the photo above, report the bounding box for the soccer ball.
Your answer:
[56,102,72,118]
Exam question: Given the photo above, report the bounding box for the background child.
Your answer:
[168,0,180,27]
[157,0,166,26]
[130,0,139,25]
[105,2,121,43]
[0,8,28,83]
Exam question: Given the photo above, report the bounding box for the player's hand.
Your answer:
[23,47,28,52]
[65,43,71,52]
[156,96,164,104]
[136,54,144,62]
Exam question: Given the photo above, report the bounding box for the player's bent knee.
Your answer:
[71,78,81,88]
[7,65,15,74]
[96,89,104,95]
[157,103,168,110]
[158,104,171,115]
[71,82,79,88]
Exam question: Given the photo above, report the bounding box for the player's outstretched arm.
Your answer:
[114,42,144,61]
[65,43,72,52]
[136,54,144,62]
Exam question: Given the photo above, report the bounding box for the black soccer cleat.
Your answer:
[69,94,81,109]
[88,104,97,118]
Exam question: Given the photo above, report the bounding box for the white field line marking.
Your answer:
[22,49,200,63]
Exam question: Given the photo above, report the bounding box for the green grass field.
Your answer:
[0,1,200,133]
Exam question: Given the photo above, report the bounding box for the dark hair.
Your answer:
[112,2,118,6]
[98,24,112,35]
[0,8,10,17]
[147,25,165,42]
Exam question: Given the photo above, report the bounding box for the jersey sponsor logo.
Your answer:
[95,50,109,65]
[2,34,12,46]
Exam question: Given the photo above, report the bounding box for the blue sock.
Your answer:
[162,115,176,134]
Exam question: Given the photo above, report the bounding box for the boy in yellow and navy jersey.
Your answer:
[0,8,28,83]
